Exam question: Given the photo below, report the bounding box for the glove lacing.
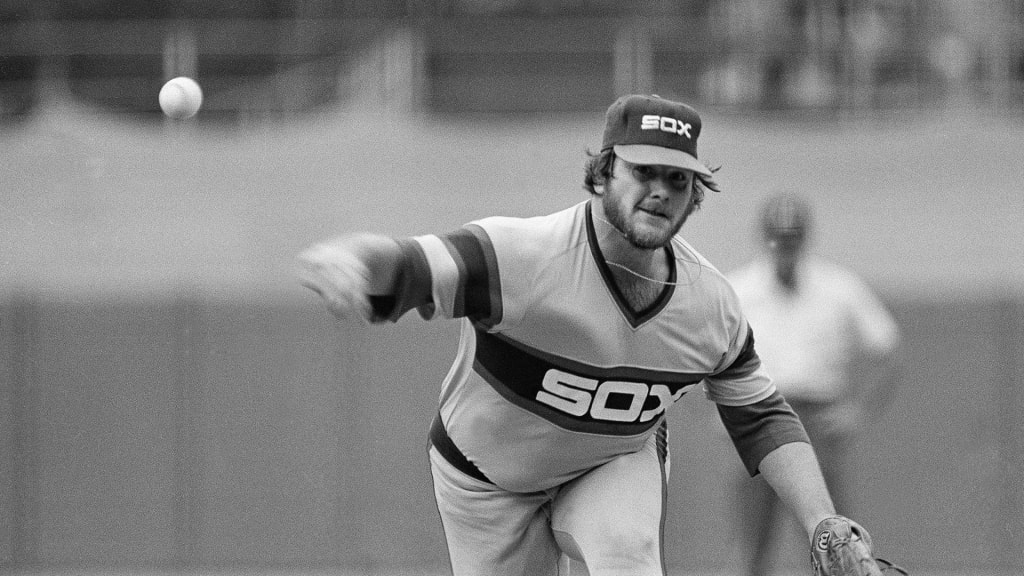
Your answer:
[827,536,910,575]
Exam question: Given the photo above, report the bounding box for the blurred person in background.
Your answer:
[299,95,886,576]
[727,192,902,576]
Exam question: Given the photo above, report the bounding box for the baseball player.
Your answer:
[299,95,880,576]
[728,193,902,576]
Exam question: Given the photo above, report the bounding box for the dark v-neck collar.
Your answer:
[585,201,676,328]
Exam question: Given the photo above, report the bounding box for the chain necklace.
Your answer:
[593,214,693,286]
[603,260,683,286]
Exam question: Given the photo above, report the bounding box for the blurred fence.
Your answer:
[3,1,1024,119]
[1,293,1023,574]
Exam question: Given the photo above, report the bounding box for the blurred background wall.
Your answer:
[3,1,1024,575]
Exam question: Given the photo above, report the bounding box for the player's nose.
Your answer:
[646,177,674,199]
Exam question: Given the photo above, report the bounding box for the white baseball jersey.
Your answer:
[727,256,900,403]
[376,200,778,492]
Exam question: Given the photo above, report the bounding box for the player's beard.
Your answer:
[601,193,691,250]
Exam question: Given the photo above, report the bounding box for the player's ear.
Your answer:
[595,165,615,194]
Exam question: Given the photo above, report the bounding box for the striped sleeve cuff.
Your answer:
[716,391,811,476]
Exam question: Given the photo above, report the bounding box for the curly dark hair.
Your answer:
[582,148,720,208]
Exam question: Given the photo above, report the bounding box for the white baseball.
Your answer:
[159,76,203,119]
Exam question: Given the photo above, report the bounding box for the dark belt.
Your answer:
[429,413,492,484]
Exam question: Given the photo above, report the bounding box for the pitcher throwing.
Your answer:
[299,94,894,576]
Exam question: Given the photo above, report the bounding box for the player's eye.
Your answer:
[667,170,692,189]
[632,165,655,181]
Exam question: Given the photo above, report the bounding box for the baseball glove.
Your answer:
[811,516,908,576]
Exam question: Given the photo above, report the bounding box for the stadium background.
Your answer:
[2,1,1024,575]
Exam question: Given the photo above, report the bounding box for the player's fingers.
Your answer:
[296,259,372,323]
[297,248,356,295]
[326,293,372,325]
[310,274,371,322]
[298,244,372,287]
[304,279,370,324]
[296,243,376,323]
[296,263,338,300]
[297,271,326,297]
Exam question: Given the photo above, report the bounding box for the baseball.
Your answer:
[159,76,203,119]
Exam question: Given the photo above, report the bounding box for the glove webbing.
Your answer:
[828,537,910,576]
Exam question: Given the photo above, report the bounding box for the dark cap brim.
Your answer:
[613,144,712,176]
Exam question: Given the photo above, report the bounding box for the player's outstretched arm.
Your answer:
[757,441,836,538]
[297,233,403,322]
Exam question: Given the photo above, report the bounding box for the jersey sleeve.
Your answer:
[370,225,503,327]
[717,390,810,476]
[704,322,776,406]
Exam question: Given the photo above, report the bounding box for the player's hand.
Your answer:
[810,516,908,576]
[297,241,373,323]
